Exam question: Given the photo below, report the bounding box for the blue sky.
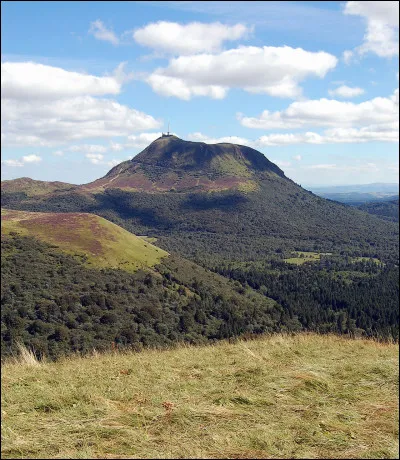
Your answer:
[1,1,399,186]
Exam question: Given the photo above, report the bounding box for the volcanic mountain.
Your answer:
[1,136,399,266]
[82,135,285,193]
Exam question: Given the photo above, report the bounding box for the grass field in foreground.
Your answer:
[1,334,398,459]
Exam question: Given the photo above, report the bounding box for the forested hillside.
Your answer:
[357,198,399,222]
[1,235,282,360]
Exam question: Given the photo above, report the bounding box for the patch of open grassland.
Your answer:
[1,334,398,459]
[284,251,332,265]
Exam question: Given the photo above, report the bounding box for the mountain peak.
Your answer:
[85,136,286,193]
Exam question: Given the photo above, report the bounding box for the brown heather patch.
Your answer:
[20,213,108,256]
[80,168,253,193]
[1,209,168,271]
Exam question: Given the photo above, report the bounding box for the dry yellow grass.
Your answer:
[1,334,398,459]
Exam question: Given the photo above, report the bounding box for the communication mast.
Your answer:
[162,121,172,137]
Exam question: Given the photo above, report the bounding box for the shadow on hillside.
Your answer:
[182,192,249,211]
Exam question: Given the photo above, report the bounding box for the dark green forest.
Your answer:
[1,235,282,360]
[357,198,399,222]
[2,233,398,361]
[216,257,399,341]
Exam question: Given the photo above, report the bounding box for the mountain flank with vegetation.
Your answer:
[1,208,168,272]
[357,198,399,222]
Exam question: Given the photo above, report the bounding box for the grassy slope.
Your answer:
[2,334,398,459]
[1,209,168,272]
[1,177,76,196]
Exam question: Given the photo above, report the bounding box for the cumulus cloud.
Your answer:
[2,96,162,147]
[187,123,398,148]
[146,45,338,100]
[99,132,164,153]
[1,62,162,147]
[85,153,121,167]
[187,132,257,147]
[68,144,108,154]
[85,153,104,164]
[2,154,42,167]
[133,21,250,55]
[344,1,399,58]
[328,85,365,98]
[89,20,120,45]
[126,132,164,148]
[342,50,354,64]
[23,154,42,163]
[1,62,121,100]
[239,90,399,137]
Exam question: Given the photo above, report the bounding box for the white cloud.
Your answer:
[111,62,135,85]
[239,90,399,137]
[293,155,302,161]
[106,159,122,167]
[2,96,162,147]
[57,133,164,157]
[53,150,64,156]
[22,154,42,163]
[146,45,338,100]
[328,85,365,98]
[344,1,399,58]
[342,50,354,64]
[85,152,121,167]
[68,144,108,154]
[2,159,24,167]
[89,20,120,45]
[126,132,163,148]
[2,154,42,167]
[1,61,161,147]
[109,141,125,152]
[133,21,250,55]
[1,62,121,100]
[1,62,162,147]
[187,123,398,148]
[187,132,257,147]
[86,153,104,164]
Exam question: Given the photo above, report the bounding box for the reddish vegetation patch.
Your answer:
[113,174,155,190]
[84,172,155,192]
[19,213,113,256]
[1,210,22,221]
[80,168,248,193]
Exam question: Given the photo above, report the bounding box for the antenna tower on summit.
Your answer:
[162,121,172,137]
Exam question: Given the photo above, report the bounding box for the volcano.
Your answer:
[82,135,285,193]
[1,136,398,265]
